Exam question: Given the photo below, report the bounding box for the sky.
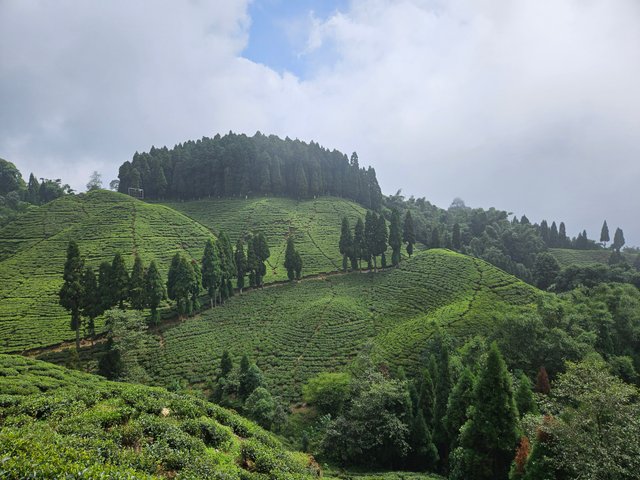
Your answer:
[1,0,639,245]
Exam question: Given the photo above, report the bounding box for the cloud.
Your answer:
[1,0,639,243]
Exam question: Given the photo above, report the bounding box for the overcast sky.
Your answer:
[1,0,638,245]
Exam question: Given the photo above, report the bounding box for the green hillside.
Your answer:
[0,190,214,353]
[549,248,634,267]
[44,250,539,401]
[159,197,369,283]
[0,354,317,479]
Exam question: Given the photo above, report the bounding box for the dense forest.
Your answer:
[117,132,383,210]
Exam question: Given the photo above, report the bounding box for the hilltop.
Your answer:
[41,249,539,401]
[0,354,318,479]
[0,190,214,353]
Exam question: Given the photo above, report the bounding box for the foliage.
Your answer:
[59,241,84,350]
[245,387,276,429]
[303,372,352,416]
[322,369,412,468]
[118,132,382,210]
[450,343,519,480]
[0,354,317,479]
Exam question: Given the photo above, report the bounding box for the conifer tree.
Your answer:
[167,253,197,317]
[27,172,40,204]
[110,253,130,309]
[354,217,365,269]
[201,239,222,308]
[220,350,233,379]
[444,368,475,452]
[284,236,298,281]
[375,213,388,269]
[432,334,453,466]
[339,217,354,271]
[97,261,113,311]
[612,227,625,252]
[600,220,610,246]
[253,233,270,287]
[80,266,101,338]
[59,241,85,351]
[403,211,416,256]
[451,343,519,480]
[218,231,236,301]
[520,215,530,225]
[389,209,402,266]
[364,211,377,270]
[129,254,146,310]
[246,236,258,287]
[418,368,436,427]
[549,222,559,248]
[431,226,441,249]
[539,220,549,245]
[190,259,202,312]
[294,163,308,198]
[235,238,247,293]
[534,366,550,394]
[144,260,165,325]
[515,373,537,417]
[558,222,568,247]
[452,223,461,251]
[409,409,439,470]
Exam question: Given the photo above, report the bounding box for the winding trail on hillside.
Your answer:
[21,265,395,359]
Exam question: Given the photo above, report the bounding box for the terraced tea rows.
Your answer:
[76,250,540,401]
[549,248,634,267]
[0,354,316,479]
[159,197,370,282]
[0,190,214,353]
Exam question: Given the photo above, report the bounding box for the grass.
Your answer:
[158,197,369,283]
[0,190,214,353]
[549,248,635,267]
[42,250,540,402]
[0,354,318,479]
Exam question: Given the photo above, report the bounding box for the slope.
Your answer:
[0,354,317,479]
[44,250,540,401]
[549,248,635,267]
[158,197,368,283]
[0,190,214,353]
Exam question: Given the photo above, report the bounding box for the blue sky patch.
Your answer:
[242,0,347,78]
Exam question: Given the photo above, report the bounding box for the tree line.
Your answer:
[117,132,383,210]
[338,208,416,271]
[59,231,304,350]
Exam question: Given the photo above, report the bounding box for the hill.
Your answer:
[42,250,539,401]
[0,354,317,479]
[159,196,368,283]
[549,248,635,267]
[0,190,214,353]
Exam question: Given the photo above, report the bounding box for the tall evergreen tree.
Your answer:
[294,251,303,279]
[253,233,270,287]
[129,254,146,310]
[110,253,130,309]
[218,231,236,301]
[284,236,298,281]
[235,238,247,293]
[201,239,222,308]
[451,343,519,480]
[80,266,101,338]
[27,172,40,204]
[354,217,366,269]
[452,223,461,251]
[339,217,354,271]
[549,222,559,248]
[514,373,537,417]
[167,253,197,317]
[432,334,453,467]
[409,409,439,470]
[389,209,402,266]
[612,227,625,252]
[364,211,377,270]
[97,261,113,311]
[246,236,258,288]
[444,368,475,452]
[403,211,416,256]
[558,222,568,247]
[190,259,202,312]
[59,241,85,351]
[600,220,610,246]
[375,213,388,269]
[144,260,165,325]
[219,350,233,379]
[539,220,549,245]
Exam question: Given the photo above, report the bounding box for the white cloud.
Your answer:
[1,0,639,243]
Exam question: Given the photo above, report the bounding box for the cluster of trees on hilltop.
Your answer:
[0,158,72,225]
[117,132,383,210]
